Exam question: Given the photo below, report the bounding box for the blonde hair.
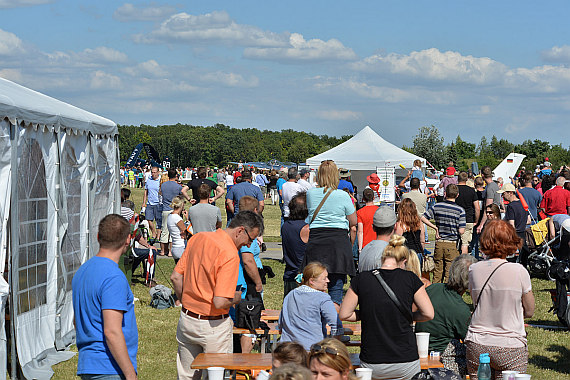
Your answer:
[170,196,185,210]
[316,160,339,192]
[413,159,422,168]
[406,249,421,278]
[301,262,327,286]
[382,234,411,263]
[308,339,357,380]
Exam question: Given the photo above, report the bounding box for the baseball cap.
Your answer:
[339,168,351,178]
[497,183,516,193]
[373,206,397,228]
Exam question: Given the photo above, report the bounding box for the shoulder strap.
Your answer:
[472,261,508,316]
[372,269,413,324]
[310,188,334,224]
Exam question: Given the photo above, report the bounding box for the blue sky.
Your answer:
[1,1,570,147]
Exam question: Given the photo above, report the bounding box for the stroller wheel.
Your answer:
[528,254,553,280]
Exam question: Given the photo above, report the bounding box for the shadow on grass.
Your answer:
[529,344,570,374]
[527,318,567,328]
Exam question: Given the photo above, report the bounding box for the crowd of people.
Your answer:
[71,157,570,380]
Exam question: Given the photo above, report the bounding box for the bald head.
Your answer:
[556,176,567,187]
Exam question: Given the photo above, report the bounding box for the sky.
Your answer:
[1,1,570,147]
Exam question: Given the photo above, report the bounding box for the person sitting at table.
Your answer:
[279,262,343,350]
[272,342,309,371]
[414,254,477,377]
[270,363,312,380]
[339,235,434,380]
[308,338,357,380]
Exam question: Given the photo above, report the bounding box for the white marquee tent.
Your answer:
[0,78,120,379]
[305,126,426,195]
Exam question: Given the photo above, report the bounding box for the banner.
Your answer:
[376,167,396,203]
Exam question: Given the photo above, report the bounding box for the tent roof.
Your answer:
[306,126,425,170]
[0,77,117,136]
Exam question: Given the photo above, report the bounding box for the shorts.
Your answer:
[461,223,474,246]
[145,204,160,222]
[159,210,173,243]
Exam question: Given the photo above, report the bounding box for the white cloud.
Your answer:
[90,70,122,90]
[0,0,51,8]
[317,109,361,121]
[201,71,259,87]
[353,48,507,84]
[541,45,570,63]
[0,68,22,82]
[479,105,491,114]
[124,60,168,77]
[0,29,26,55]
[244,33,357,62]
[133,11,289,48]
[114,3,177,22]
[45,46,128,67]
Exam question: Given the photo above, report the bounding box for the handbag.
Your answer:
[441,339,467,377]
[422,250,436,273]
[372,269,413,324]
[236,294,264,331]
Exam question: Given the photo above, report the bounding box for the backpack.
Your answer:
[547,260,570,327]
[149,285,175,309]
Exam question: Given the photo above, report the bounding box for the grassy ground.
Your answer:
[51,187,570,379]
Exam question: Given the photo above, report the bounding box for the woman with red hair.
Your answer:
[465,219,535,379]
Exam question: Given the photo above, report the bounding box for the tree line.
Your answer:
[118,123,351,167]
[118,123,570,172]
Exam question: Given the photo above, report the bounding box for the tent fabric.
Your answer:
[305,126,425,170]
[0,78,117,137]
[0,78,119,379]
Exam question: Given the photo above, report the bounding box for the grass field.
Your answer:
[51,187,570,379]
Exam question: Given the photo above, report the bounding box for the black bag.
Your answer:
[236,294,264,331]
[548,260,570,327]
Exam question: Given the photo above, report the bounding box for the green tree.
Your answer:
[412,125,446,169]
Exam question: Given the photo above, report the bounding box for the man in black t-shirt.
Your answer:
[455,172,480,254]
[188,166,225,204]
[499,183,530,265]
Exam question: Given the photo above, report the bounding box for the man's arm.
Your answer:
[357,222,364,251]
[103,310,138,380]
[258,199,265,213]
[477,198,493,233]
[213,296,239,310]
[226,198,235,214]
[213,185,225,202]
[398,171,411,189]
[242,252,263,292]
[473,199,481,225]
[180,185,191,201]
[170,270,184,303]
[142,189,148,207]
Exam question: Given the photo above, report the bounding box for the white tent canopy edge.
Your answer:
[0,77,120,379]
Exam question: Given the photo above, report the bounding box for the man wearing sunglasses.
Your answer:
[170,211,264,380]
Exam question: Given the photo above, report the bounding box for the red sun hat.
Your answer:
[367,173,381,184]
[446,167,456,176]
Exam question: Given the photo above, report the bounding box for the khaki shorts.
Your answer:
[159,210,173,243]
[461,223,474,246]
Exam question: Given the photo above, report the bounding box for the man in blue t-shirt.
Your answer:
[72,214,138,379]
[518,173,542,223]
[226,170,264,225]
[143,166,161,239]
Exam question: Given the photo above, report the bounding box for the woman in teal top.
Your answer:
[304,160,356,305]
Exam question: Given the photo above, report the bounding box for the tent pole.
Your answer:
[9,122,18,379]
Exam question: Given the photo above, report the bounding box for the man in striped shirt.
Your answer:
[421,184,466,283]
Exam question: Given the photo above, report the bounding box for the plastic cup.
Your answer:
[355,368,373,380]
[415,332,430,358]
[502,371,520,380]
[514,375,531,379]
[207,367,225,380]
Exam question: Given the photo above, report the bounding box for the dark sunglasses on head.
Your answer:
[310,344,339,356]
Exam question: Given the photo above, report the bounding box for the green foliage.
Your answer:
[412,125,446,169]
[117,124,350,167]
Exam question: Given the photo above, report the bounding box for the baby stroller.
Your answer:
[547,259,570,327]
[525,218,557,279]
[527,218,570,279]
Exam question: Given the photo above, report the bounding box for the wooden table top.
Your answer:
[232,322,361,336]
[191,353,443,370]
[260,309,280,321]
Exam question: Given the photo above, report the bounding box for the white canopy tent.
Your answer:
[0,77,120,379]
[305,126,426,197]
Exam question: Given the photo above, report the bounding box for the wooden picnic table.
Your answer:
[260,309,280,322]
[191,353,444,373]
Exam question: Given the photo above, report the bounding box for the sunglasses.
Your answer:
[485,211,494,215]
[310,344,339,356]
[243,228,254,244]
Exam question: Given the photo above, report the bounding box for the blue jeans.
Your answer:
[81,375,126,380]
[469,230,480,259]
[327,273,346,305]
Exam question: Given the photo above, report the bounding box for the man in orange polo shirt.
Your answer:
[170,211,264,380]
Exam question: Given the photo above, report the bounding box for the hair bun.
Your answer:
[389,234,406,248]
